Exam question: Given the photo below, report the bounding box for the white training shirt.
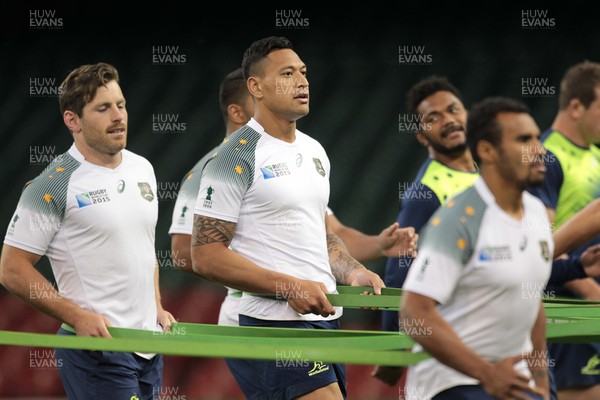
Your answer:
[195,118,340,321]
[4,144,159,332]
[168,141,242,325]
[169,146,219,236]
[217,293,241,326]
[404,178,553,399]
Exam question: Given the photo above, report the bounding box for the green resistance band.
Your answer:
[0,286,598,366]
[546,320,600,344]
[544,304,600,319]
[332,286,600,314]
[108,324,415,351]
[0,325,426,367]
[0,317,596,366]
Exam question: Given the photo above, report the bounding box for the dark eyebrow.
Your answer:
[279,64,307,72]
[422,101,458,118]
[95,99,126,108]
[423,110,440,118]
[516,132,540,141]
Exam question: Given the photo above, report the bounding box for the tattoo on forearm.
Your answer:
[327,233,362,284]
[192,215,236,247]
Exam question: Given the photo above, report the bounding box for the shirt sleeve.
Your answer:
[194,149,254,223]
[383,183,441,289]
[4,179,64,256]
[398,183,441,232]
[548,257,586,286]
[169,173,199,235]
[527,149,563,210]
[403,208,472,305]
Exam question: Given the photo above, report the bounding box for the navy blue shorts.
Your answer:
[432,385,544,399]
[226,358,268,400]
[381,309,400,333]
[548,361,558,400]
[238,315,347,400]
[55,328,163,399]
[549,342,600,389]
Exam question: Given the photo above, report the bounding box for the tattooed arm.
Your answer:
[191,214,236,247]
[326,215,385,293]
[327,213,418,263]
[191,214,336,317]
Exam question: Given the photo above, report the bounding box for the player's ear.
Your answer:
[566,98,585,120]
[227,104,246,125]
[415,132,429,147]
[476,140,496,164]
[247,77,263,100]
[63,110,81,134]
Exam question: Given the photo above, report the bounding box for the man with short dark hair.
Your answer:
[174,66,415,399]
[191,36,384,399]
[377,76,478,386]
[402,97,550,399]
[170,68,261,397]
[382,77,478,327]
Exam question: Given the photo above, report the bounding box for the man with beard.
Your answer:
[382,76,478,313]
[0,62,175,399]
[377,75,600,395]
[401,97,550,399]
[377,76,478,385]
